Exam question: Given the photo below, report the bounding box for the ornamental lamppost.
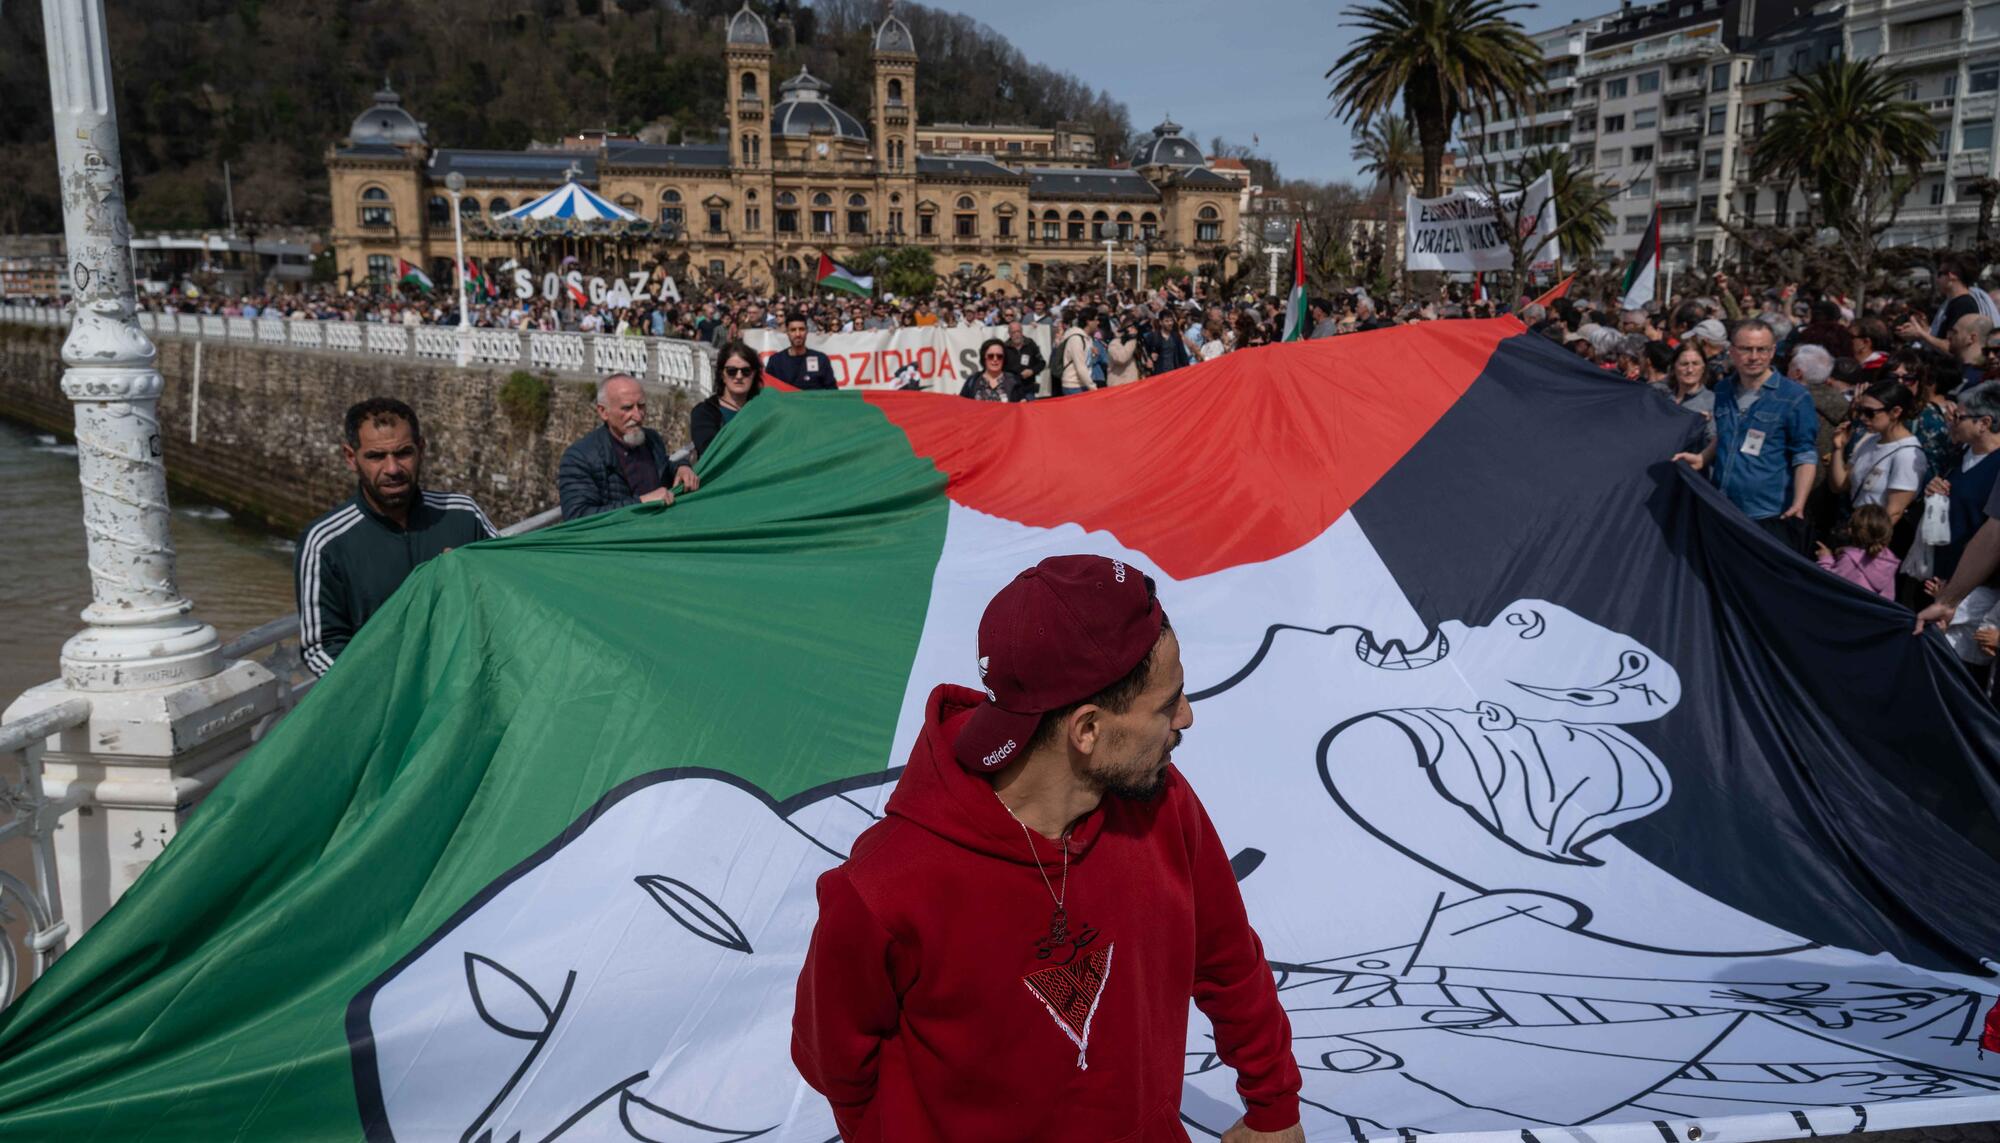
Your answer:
[1264,243,1285,297]
[445,170,471,366]
[1098,223,1118,293]
[1134,239,1150,292]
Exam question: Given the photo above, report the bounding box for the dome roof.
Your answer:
[347,82,426,148]
[727,3,770,46]
[1132,116,1202,170]
[874,13,915,54]
[772,68,868,142]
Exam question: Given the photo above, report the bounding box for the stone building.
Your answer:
[325,5,1243,297]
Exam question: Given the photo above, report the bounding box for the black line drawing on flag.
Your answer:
[350,600,1999,1143]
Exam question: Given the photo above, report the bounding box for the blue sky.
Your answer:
[919,0,1616,184]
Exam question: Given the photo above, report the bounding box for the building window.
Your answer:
[889,209,904,234]
[1624,214,1650,234]
[1698,194,1718,222]
[360,186,393,228]
[955,211,976,237]
[1067,210,1085,242]
[427,196,449,226]
[1973,65,2000,94]
[997,213,1013,238]
[1632,144,1655,163]
[489,197,511,213]
[1042,213,1059,241]
[709,208,725,234]
[1140,211,1158,240]
[1703,149,1723,179]
[1606,77,1628,98]
[1965,119,1996,151]
[814,210,835,234]
[742,72,758,98]
[778,208,798,233]
[1628,178,1653,199]
[1707,106,1727,135]
[660,189,684,231]
[919,211,935,237]
[367,253,393,282]
[1116,210,1134,239]
[1931,180,1948,206]
[1636,70,1660,93]
[849,210,869,234]
[1633,107,1657,130]
[1602,114,1625,133]
[1196,205,1221,242]
[745,206,761,231]
[1601,147,1623,167]
[709,259,727,278]
[997,261,1013,279]
[887,78,904,106]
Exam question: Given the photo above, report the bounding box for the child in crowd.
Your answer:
[1814,504,1899,599]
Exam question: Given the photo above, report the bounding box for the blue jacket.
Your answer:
[559,423,682,520]
[1712,371,1819,520]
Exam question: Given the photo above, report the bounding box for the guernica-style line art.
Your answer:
[348,600,2000,1143]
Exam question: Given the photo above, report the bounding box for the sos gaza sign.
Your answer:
[493,260,682,307]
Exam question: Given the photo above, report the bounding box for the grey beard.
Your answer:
[618,426,645,447]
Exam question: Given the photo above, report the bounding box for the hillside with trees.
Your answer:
[0,0,1132,235]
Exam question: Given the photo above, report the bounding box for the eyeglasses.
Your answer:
[722,365,757,377]
[984,352,1006,361]
[1855,403,1888,417]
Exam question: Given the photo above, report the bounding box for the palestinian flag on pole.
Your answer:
[1530,272,1577,309]
[6,325,2000,1140]
[396,258,433,293]
[1619,207,1660,311]
[815,252,873,297]
[1279,220,1308,341]
[461,257,487,298]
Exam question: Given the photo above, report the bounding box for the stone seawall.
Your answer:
[0,322,692,535]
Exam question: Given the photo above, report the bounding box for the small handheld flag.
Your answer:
[815,253,874,297]
[1619,208,1660,311]
[1280,221,1308,341]
[396,259,434,293]
[1530,273,1576,310]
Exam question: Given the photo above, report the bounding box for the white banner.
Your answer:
[1405,172,1561,273]
[745,326,1054,393]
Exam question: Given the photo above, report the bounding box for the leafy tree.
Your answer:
[848,245,935,297]
[1351,115,1420,201]
[1747,58,1933,308]
[1326,0,1540,198]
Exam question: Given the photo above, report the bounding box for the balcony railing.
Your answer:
[1659,151,1698,172]
[0,305,714,394]
[1665,75,1705,97]
[1663,114,1704,134]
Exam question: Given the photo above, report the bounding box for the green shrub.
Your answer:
[498,370,552,433]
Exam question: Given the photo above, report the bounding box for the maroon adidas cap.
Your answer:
[953,554,1166,773]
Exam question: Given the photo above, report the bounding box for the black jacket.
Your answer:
[559,423,689,521]
[1004,338,1048,396]
[295,488,495,676]
[689,395,750,459]
[764,348,838,390]
[1143,329,1192,374]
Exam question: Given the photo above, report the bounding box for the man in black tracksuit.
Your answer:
[296,398,495,677]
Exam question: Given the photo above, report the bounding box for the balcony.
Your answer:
[1658,151,1698,172]
[1580,38,1723,77]
[1926,96,1957,115]
[1665,75,1705,97]
[1663,113,1703,135]
[1572,95,1599,116]
[1657,185,1696,206]
[1661,221,1696,241]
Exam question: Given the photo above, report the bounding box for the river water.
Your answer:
[0,417,299,705]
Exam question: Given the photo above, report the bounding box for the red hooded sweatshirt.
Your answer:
[792,684,1301,1142]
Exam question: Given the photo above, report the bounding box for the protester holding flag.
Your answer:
[557,373,699,521]
[792,556,1303,1143]
[1674,321,1819,554]
[958,338,1033,403]
[690,342,764,460]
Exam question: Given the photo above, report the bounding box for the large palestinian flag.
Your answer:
[3,321,2000,1141]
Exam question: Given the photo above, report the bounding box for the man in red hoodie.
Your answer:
[793,555,1304,1142]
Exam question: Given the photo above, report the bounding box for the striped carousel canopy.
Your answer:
[500,175,643,223]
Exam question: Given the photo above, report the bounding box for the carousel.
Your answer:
[468,165,658,278]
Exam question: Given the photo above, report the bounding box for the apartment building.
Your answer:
[1845,0,2000,248]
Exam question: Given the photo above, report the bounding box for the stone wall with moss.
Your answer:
[0,322,691,535]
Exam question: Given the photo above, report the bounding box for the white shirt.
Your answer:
[1848,432,1927,508]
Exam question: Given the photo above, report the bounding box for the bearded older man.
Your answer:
[558,373,699,521]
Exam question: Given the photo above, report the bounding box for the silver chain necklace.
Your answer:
[996,791,1072,949]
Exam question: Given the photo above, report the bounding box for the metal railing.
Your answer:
[0,504,563,1010]
[0,304,715,395]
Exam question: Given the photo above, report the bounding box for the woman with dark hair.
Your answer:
[689,341,763,460]
[1653,342,1716,441]
[959,338,1032,402]
[1830,380,1926,528]
[1907,357,1965,478]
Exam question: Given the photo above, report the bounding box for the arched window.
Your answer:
[954,195,977,239]
[1196,204,1222,242]
[663,188,683,203]
[742,71,759,98]
[660,188,685,231]
[848,192,867,207]
[489,197,511,213]
[427,196,449,227]
[1115,209,1134,239]
[847,194,869,235]
[956,195,976,211]
[746,189,758,201]
[887,78,904,105]
[777,191,797,206]
[995,202,1015,239]
[1140,210,1159,240]
[360,186,393,228]
[890,192,902,204]
[812,192,833,207]
[1066,209,1086,242]
[1091,209,1109,222]
[1040,208,1060,241]
[461,197,482,217]
[812,193,834,234]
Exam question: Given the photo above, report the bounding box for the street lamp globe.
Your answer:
[445,171,465,195]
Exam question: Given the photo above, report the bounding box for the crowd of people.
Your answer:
[269,252,2000,684]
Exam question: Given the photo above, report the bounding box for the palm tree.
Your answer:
[1512,147,1615,266]
[1352,116,1422,201]
[1327,0,1542,199]
[1750,58,1932,305]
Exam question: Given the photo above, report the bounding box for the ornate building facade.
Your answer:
[325,6,1243,297]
